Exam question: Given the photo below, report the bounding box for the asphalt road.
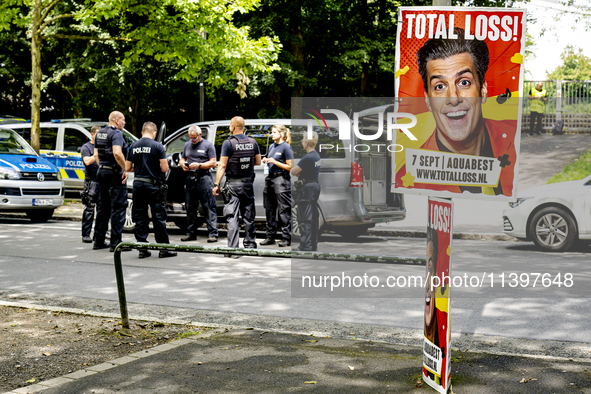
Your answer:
[1,218,590,345]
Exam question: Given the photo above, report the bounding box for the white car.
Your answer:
[502,175,591,251]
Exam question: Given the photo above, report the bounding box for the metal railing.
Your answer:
[523,80,591,133]
[112,242,426,328]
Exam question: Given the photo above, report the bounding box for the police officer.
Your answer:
[93,111,129,252]
[260,124,293,247]
[291,131,321,251]
[80,125,100,243]
[528,81,547,136]
[212,116,261,254]
[179,126,218,243]
[125,122,177,258]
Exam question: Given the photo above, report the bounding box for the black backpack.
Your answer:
[552,120,564,135]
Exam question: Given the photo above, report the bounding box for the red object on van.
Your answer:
[349,162,364,188]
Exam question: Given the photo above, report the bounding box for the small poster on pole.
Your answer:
[424,197,453,393]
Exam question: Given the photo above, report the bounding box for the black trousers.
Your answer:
[531,111,544,134]
[296,182,321,251]
[185,174,218,238]
[263,175,292,241]
[132,181,169,244]
[94,168,128,247]
[223,178,256,248]
[81,179,98,238]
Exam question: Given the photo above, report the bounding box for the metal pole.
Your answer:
[112,242,427,328]
[556,80,562,123]
[199,31,207,122]
[199,68,204,122]
[113,249,130,329]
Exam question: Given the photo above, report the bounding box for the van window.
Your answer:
[214,127,232,160]
[214,125,270,160]
[291,126,345,159]
[64,128,89,152]
[166,130,190,156]
[11,127,58,151]
[166,126,210,156]
[245,124,270,157]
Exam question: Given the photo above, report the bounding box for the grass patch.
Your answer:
[546,149,591,184]
[176,331,202,340]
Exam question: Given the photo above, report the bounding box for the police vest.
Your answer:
[530,87,547,113]
[226,136,256,178]
[95,126,124,167]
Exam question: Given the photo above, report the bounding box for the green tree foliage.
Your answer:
[0,0,279,150]
[205,0,518,120]
[0,27,31,117]
[212,0,431,119]
[546,45,591,81]
[0,0,525,139]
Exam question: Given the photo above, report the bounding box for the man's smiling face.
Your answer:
[424,52,487,145]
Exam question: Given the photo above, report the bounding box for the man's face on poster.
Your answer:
[424,52,488,146]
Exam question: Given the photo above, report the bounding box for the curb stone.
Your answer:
[0,212,517,242]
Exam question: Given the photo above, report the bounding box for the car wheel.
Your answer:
[529,206,577,252]
[26,209,54,223]
[291,205,324,239]
[123,199,135,233]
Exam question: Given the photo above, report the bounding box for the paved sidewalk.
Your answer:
[6,327,591,394]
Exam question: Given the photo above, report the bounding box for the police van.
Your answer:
[0,119,138,192]
[0,115,27,125]
[158,117,406,238]
[0,127,64,222]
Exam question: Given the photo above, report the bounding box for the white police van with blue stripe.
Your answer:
[1,119,137,192]
[0,127,64,222]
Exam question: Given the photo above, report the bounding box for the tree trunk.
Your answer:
[290,0,304,92]
[30,0,42,153]
[360,68,368,95]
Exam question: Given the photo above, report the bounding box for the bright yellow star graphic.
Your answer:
[401,171,415,187]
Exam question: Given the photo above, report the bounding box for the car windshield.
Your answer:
[0,128,38,155]
[121,129,138,145]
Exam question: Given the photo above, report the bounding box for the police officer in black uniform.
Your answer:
[125,122,177,259]
[80,125,100,243]
[260,124,293,247]
[179,125,218,243]
[213,116,261,254]
[93,111,129,252]
[291,131,321,251]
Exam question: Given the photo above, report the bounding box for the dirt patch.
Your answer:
[0,305,207,392]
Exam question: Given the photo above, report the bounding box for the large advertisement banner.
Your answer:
[424,197,453,393]
[394,7,526,201]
